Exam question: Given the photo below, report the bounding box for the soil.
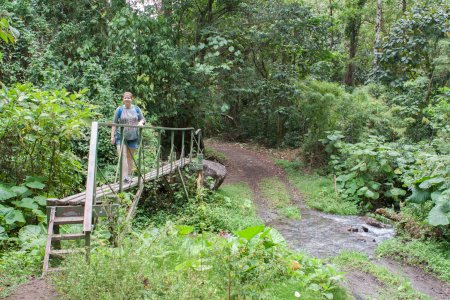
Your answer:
[207,140,450,300]
[5,277,59,300]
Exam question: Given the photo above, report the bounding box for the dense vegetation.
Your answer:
[0,0,448,298]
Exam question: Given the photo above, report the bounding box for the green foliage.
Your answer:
[0,84,95,194]
[325,133,450,227]
[378,3,449,85]
[54,223,343,299]
[0,178,47,241]
[376,237,450,283]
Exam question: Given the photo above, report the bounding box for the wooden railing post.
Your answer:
[137,128,143,185]
[84,121,99,235]
[118,127,125,192]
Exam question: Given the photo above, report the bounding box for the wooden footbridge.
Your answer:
[43,122,203,275]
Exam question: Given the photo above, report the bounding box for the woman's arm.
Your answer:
[137,107,146,126]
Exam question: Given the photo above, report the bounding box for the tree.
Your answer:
[343,0,367,85]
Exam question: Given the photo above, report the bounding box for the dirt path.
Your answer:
[207,140,450,300]
[5,278,59,300]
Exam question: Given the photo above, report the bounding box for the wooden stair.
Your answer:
[42,207,88,276]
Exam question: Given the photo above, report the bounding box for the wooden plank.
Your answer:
[50,248,84,257]
[47,205,118,218]
[52,233,85,241]
[54,216,84,225]
[84,121,98,232]
[42,207,56,276]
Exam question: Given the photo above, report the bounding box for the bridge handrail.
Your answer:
[83,122,202,234]
[98,122,195,131]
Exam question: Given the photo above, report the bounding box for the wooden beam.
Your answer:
[84,122,98,233]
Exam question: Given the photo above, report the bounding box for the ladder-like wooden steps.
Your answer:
[47,158,191,206]
[43,207,87,276]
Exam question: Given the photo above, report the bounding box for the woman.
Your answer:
[110,92,145,183]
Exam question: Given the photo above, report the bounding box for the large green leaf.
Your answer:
[236,225,265,242]
[11,186,29,196]
[427,204,450,226]
[13,198,39,210]
[4,209,25,225]
[175,225,194,236]
[33,196,47,206]
[407,186,430,204]
[25,181,45,189]
[419,177,445,190]
[390,188,406,197]
[0,225,7,240]
[0,185,16,201]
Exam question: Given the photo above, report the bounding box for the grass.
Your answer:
[175,182,264,232]
[275,159,358,215]
[332,251,430,300]
[376,237,450,283]
[259,177,301,220]
[204,146,228,164]
[0,249,43,298]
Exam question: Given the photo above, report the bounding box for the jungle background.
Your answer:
[0,0,448,299]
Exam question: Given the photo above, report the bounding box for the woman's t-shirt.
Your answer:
[113,105,144,140]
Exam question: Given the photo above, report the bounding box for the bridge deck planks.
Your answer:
[47,158,191,206]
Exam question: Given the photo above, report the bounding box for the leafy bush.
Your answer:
[0,83,95,195]
[0,177,47,241]
[283,80,393,163]
[324,133,450,227]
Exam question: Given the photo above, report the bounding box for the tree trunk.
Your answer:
[344,0,367,86]
[344,26,358,85]
[402,0,407,13]
[329,0,334,49]
[373,0,383,71]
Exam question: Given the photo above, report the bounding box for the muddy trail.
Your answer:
[207,140,450,300]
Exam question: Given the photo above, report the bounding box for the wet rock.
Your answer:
[364,217,388,228]
[203,160,227,190]
[348,227,359,232]
[362,226,369,232]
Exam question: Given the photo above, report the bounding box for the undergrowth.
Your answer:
[54,222,346,299]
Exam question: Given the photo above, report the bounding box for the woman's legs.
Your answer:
[126,147,136,178]
[116,143,136,181]
[117,144,128,180]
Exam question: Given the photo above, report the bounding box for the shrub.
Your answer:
[0,83,95,195]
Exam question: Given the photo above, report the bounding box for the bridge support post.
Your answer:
[196,153,204,193]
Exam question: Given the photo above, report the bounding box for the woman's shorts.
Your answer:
[115,135,139,149]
